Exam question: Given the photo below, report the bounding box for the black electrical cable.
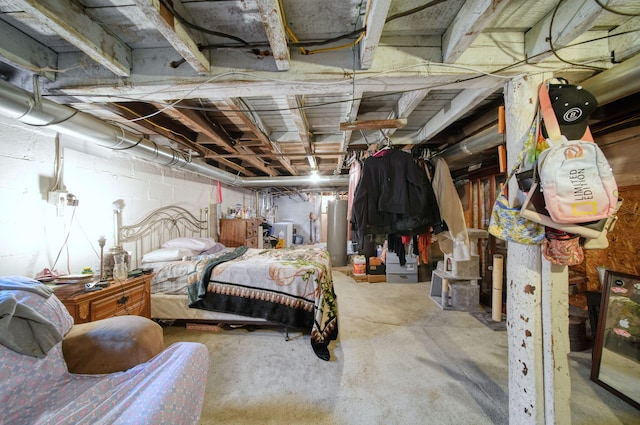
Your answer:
[158,0,250,46]
[593,0,640,16]
[548,0,606,72]
[385,0,450,23]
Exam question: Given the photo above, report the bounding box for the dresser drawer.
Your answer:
[91,283,147,321]
[246,236,259,248]
[386,262,418,274]
[386,271,419,283]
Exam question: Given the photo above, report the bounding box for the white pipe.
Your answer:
[492,254,504,322]
[0,79,349,189]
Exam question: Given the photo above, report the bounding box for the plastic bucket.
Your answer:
[353,255,366,276]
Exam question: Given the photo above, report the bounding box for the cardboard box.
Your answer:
[367,274,386,283]
[367,257,386,275]
[353,274,368,282]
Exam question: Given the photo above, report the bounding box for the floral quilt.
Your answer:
[187,247,338,360]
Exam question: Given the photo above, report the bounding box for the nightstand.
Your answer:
[54,274,152,323]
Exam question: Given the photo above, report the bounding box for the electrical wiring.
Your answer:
[385,0,450,23]
[158,0,250,46]
[593,0,640,16]
[50,25,638,122]
[276,0,366,55]
[157,0,451,58]
[63,21,639,110]
[50,205,78,274]
[300,31,366,55]
[548,0,608,72]
[51,134,63,192]
[112,103,197,146]
[110,101,248,170]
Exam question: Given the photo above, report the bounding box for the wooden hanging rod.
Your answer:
[339,118,407,131]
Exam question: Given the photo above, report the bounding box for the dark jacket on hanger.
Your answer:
[350,149,441,249]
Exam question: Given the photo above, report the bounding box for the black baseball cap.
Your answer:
[548,83,598,140]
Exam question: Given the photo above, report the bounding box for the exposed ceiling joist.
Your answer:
[524,0,603,63]
[0,19,57,80]
[0,0,638,189]
[12,0,131,76]
[133,0,209,74]
[442,0,512,63]
[256,0,290,71]
[413,86,501,144]
[359,0,391,69]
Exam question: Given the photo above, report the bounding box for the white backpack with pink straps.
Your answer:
[537,82,618,224]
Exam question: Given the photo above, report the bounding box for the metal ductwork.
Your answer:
[437,124,503,170]
[581,53,640,107]
[0,79,348,189]
[437,53,640,169]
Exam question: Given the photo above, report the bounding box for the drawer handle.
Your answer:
[117,296,129,306]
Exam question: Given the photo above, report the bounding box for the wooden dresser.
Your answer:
[54,274,152,323]
[219,218,262,248]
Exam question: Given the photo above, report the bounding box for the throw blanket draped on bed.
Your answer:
[187,247,338,360]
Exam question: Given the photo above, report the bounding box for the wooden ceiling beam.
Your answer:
[154,102,236,151]
[221,98,298,176]
[339,118,407,131]
[256,0,290,71]
[359,0,391,69]
[133,0,209,73]
[442,0,511,63]
[12,0,131,76]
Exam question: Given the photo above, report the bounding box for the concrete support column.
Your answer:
[504,74,571,424]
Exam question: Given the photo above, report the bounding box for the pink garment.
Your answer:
[347,159,362,240]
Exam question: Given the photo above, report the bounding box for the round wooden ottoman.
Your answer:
[62,315,164,374]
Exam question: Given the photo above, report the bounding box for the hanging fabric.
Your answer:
[430,156,470,260]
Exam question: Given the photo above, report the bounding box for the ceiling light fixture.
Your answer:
[339,118,407,131]
[309,169,320,183]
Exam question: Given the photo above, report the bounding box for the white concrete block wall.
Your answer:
[0,116,254,278]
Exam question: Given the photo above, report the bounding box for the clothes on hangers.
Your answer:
[346,158,362,242]
[350,149,442,252]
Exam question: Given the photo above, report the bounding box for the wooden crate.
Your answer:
[367,274,386,283]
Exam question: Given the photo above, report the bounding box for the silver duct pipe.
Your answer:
[438,53,640,170]
[438,124,502,169]
[581,53,640,107]
[0,79,348,189]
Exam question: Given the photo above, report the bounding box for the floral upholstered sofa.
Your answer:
[0,276,209,425]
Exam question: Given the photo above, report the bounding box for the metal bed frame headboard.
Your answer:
[116,205,212,268]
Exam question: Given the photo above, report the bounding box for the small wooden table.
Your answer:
[54,274,152,323]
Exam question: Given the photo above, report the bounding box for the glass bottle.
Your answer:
[113,253,128,282]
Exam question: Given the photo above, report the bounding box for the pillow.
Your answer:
[141,247,195,263]
[200,242,225,255]
[161,237,217,252]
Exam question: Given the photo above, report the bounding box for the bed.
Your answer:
[117,204,339,360]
